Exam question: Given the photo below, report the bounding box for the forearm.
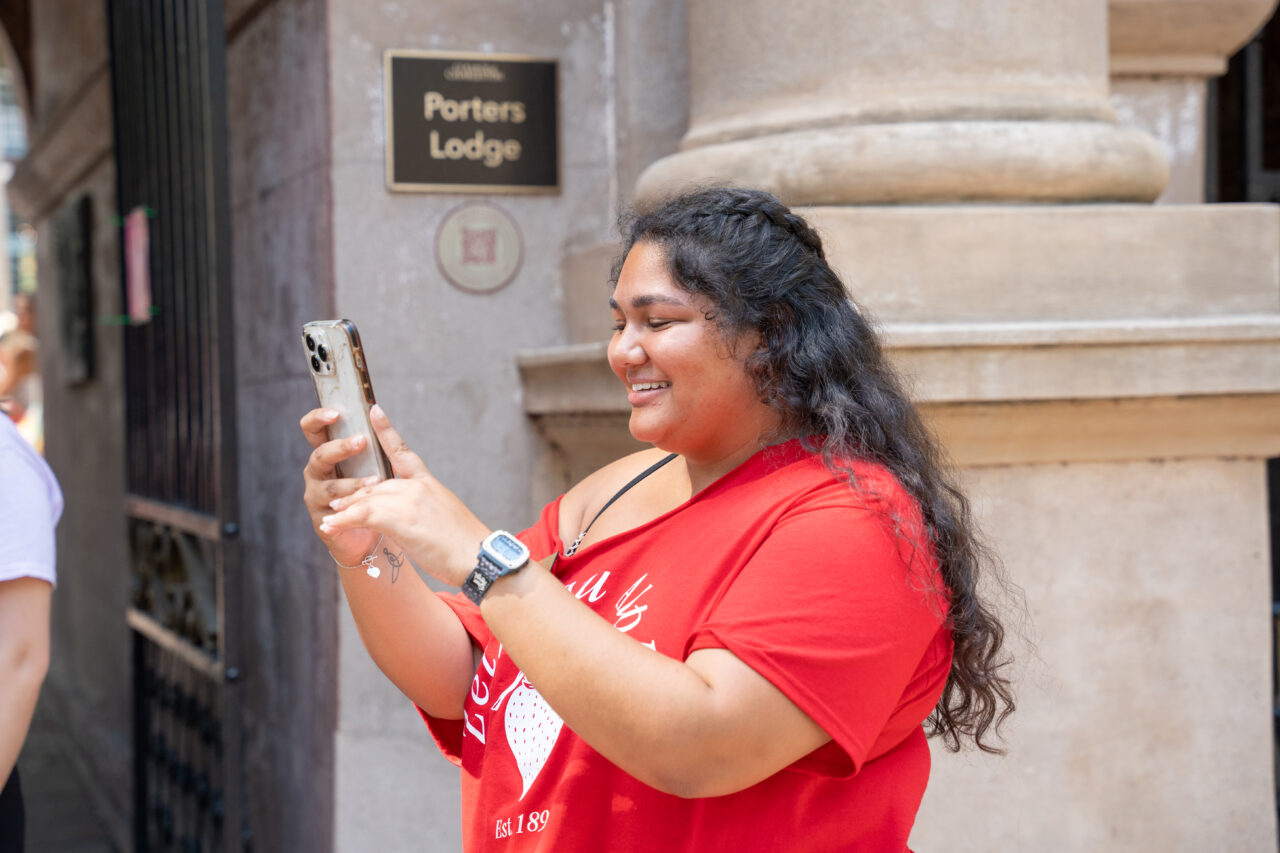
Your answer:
[0,578,51,781]
[336,545,476,719]
[479,560,761,797]
[0,646,47,782]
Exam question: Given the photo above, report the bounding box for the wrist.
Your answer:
[332,536,406,581]
[478,554,550,605]
[441,519,495,586]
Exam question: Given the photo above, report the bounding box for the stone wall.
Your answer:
[915,459,1274,851]
[224,0,339,849]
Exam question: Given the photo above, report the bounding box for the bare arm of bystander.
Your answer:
[0,577,52,783]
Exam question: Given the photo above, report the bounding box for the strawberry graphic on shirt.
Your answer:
[503,675,564,800]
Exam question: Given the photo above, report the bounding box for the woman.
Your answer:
[0,386,61,853]
[302,187,1013,851]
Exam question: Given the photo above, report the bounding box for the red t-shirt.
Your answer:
[423,441,952,852]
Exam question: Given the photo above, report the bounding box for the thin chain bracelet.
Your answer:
[331,535,385,578]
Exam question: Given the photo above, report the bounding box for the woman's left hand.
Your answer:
[320,405,490,587]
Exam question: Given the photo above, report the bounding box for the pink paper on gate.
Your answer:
[125,207,151,325]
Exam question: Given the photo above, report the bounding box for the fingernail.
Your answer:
[362,476,380,486]
[348,435,364,449]
[318,522,332,533]
[321,514,336,526]
[370,404,384,420]
[321,408,339,419]
[328,498,343,510]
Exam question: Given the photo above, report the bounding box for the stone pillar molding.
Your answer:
[636,0,1169,205]
[1105,0,1277,204]
[1109,0,1279,75]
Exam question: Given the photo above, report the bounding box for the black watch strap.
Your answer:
[462,554,502,605]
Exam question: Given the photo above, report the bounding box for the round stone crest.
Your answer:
[435,203,523,294]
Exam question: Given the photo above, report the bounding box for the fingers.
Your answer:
[305,472,379,512]
[300,408,341,448]
[324,474,402,512]
[369,405,429,478]
[319,493,379,534]
[319,477,422,534]
[303,431,373,485]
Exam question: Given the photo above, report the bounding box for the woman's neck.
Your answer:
[680,436,771,495]
[667,403,784,494]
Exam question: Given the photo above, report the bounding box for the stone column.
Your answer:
[637,0,1168,204]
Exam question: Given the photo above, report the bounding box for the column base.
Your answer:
[636,120,1169,206]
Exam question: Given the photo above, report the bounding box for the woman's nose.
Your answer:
[608,325,646,367]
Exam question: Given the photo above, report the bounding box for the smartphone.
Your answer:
[302,319,393,481]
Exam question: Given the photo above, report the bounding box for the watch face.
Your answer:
[485,531,529,570]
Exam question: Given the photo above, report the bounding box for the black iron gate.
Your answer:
[106,0,243,849]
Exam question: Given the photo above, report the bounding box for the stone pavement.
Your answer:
[17,698,117,852]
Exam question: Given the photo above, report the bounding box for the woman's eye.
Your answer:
[611,317,674,333]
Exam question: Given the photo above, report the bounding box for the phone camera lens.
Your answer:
[305,334,317,352]
[317,344,329,362]
[310,355,321,372]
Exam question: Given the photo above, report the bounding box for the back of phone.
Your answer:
[303,319,392,481]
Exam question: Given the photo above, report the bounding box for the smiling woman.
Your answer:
[607,242,777,475]
[301,186,1014,853]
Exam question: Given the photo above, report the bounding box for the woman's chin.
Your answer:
[627,415,668,448]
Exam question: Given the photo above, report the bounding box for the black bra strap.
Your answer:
[564,453,678,556]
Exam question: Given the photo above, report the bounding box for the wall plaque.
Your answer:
[385,49,559,193]
[436,203,523,294]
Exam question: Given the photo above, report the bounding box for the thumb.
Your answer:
[370,404,429,478]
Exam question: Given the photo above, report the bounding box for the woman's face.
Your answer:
[607,242,776,463]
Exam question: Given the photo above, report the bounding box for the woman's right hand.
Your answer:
[300,408,382,566]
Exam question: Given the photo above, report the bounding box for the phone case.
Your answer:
[303,319,393,481]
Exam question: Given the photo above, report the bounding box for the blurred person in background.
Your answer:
[0,397,61,853]
[0,292,42,452]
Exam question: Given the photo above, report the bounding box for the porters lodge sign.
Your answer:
[384,50,559,193]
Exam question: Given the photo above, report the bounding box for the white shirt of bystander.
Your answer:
[0,412,61,585]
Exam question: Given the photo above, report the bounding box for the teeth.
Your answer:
[630,381,671,391]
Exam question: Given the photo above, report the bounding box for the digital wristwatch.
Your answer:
[461,530,532,604]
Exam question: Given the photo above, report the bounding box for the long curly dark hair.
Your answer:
[616,186,1015,753]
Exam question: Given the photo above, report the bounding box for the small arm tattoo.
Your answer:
[383,546,405,583]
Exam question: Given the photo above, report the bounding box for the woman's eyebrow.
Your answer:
[609,293,689,311]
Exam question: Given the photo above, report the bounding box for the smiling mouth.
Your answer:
[630,381,671,391]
